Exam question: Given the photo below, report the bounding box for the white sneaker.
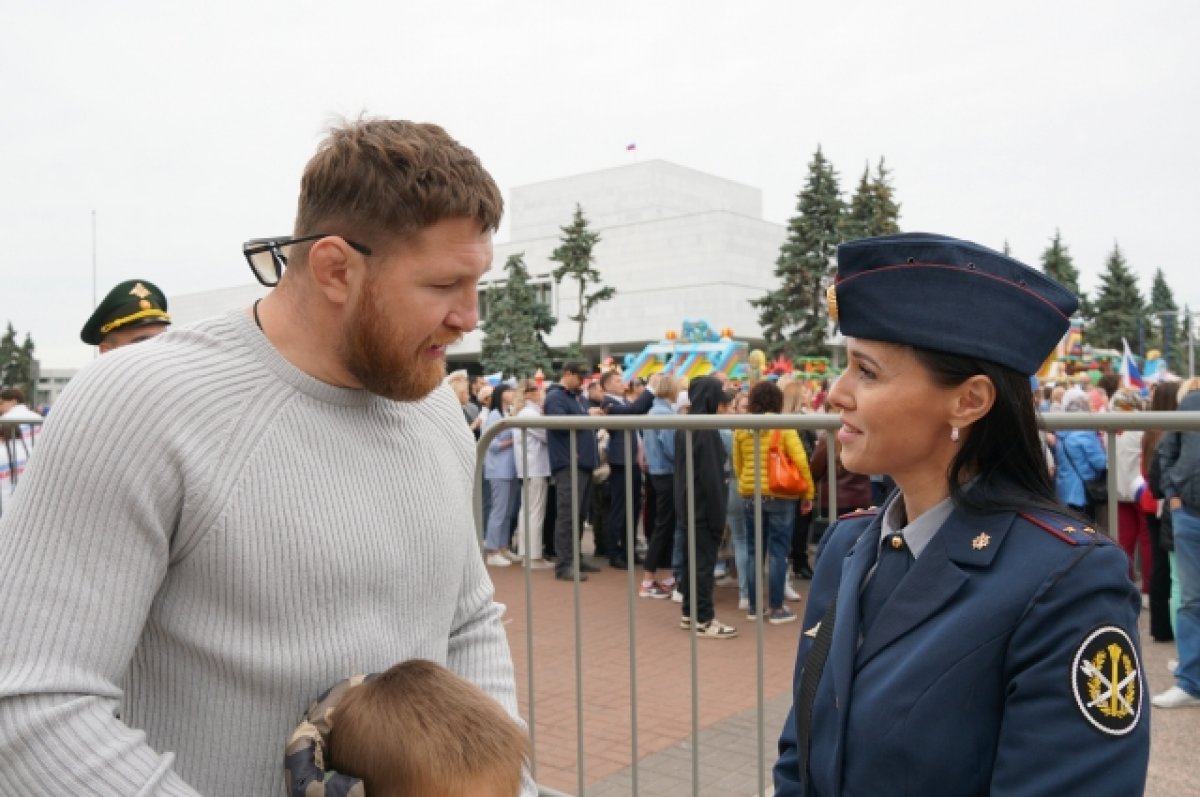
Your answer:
[503,549,523,562]
[485,553,513,567]
[785,581,802,602]
[671,589,683,603]
[738,596,749,611]
[526,558,555,570]
[1168,658,1179,675]
[1152,685,1200,708]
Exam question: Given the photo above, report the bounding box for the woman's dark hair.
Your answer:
[910,348,1062,516]
[1142,380,1180,466]
[748,381,783,414]
[489,384,512,412]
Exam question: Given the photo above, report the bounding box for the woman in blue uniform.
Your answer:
[773,233,1149,797]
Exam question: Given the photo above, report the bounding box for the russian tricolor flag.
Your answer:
[1121,338,1146,391]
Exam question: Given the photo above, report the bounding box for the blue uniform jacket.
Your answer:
[773,501,1148,797]
[544,383,598,473]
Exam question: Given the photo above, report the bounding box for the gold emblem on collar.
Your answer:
[804,622,821,639]
[971,532,991,551]
[826,284,839,322]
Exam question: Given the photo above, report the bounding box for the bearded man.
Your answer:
[0,119,533,795]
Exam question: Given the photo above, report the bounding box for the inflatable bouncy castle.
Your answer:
[623,320,749,383]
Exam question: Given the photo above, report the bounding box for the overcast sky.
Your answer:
[4,1,1198,369]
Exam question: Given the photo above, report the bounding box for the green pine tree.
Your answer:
[840,158,899,241]
[0,323,35,398]
[550,204,613,353]
[1086,243,1145,352]
[1148,268,1183,373]
[752,146,845,358]
[1040,229,1092,318]
[480,253,557,378]
[1040,230,1081,296]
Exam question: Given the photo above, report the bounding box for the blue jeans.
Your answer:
[485,478,520,551]
[728,483,749,600]
[743,498,797,612]
[1171,507,1200,697]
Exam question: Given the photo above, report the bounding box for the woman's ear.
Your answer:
[951,375,996,429]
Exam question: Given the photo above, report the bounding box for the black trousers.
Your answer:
[679,520,722,624]
[1146,510,1175,641]
[645,474,676,573]
[607,462,642,563]
[553,467,593,576]
[542,481,557,559]
[790,504,812,572]
[590,478,610,557]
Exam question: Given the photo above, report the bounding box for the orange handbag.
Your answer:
[768,430,807,496]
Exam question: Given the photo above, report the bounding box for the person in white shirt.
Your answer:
[512,379,553,568]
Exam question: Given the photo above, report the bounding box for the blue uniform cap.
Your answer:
[831,233,1078,375]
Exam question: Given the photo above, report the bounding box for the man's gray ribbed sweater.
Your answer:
[0,311,523,795]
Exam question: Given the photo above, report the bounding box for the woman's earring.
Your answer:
[951,426,960,443]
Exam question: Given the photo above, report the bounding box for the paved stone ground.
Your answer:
[491,543,1198,797]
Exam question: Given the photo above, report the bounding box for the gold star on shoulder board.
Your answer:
[971,532,991,551]
[1063,525,1077,533]
[129,282,151,299]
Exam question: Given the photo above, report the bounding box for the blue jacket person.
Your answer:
[773,233,1149,796]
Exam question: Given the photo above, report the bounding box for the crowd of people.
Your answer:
[1037,371,1200,709]
[465,363,876,639]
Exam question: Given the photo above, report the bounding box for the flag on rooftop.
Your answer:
[626,142,637,151]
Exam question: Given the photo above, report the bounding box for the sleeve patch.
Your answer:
[1071,625,1143,737]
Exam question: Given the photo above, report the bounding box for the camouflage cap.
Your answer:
[80,279,171,345]
[284,674,372,797]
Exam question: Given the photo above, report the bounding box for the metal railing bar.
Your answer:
[752,431,765,797]
[684,429,700,797]
[569,433,585,797]
[623,429,640,796]
[475,412,1200,440]
[519,427,538,782]
[1105,430,1117,538]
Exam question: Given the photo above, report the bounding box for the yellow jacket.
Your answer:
[732,419,815,500]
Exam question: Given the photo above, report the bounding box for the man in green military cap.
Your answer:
[80,279,171,352]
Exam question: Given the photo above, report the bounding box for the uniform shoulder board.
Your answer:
[1018,511,1104,546]
[838,507,879,521]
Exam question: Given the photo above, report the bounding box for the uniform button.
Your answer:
[890,535,904,550]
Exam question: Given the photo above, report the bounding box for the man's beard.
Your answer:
[339,284,454,402]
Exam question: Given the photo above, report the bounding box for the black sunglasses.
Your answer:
[242,234,373,286]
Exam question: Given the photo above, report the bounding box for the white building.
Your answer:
[171,159,787,371]
[461,159,784,368]
[34,367,78,408]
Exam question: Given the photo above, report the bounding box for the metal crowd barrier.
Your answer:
[0,417,43,518]
[476,410,1200,797]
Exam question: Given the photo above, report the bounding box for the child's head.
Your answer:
[327,659,529,797]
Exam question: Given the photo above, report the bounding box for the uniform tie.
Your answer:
[860,533,912,635]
